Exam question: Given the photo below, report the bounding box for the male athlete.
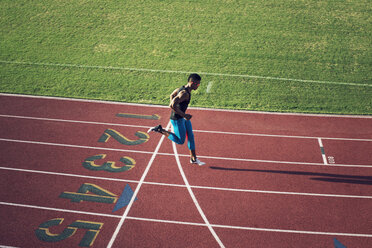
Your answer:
[148,73,205,166]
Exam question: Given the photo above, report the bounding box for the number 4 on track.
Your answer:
[59,183,118,204]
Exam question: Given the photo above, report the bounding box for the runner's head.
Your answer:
[188,73,201,90]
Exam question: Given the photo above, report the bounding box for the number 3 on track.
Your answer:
[82,154,135,172]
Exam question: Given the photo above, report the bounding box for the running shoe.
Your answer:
[190,158,206,166]
[147,124,163,133]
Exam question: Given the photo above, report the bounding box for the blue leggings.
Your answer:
[168,119,195,150]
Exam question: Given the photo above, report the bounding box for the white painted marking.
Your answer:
[1,60,371,87]
[318,138,324,148]
[107,121,171,248]
[172,142,225,247]
[195,128,372,142]
[0,201,118,218]
[328,156,336,164]
[206,81,213,93]
[2,93,372,118]
[195,153,372,168]
[0,166,139,184]
[191,184,372,199]
[0,114,151,129]
[0,137,155,155]
[1,166,371,199]
[318,138,328,165]
[2,201,372,238]
[210,223,372,238]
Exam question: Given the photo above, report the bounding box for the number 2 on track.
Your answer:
[98,129,149,145]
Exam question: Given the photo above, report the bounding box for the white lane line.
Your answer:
[191,185,372,199]
[318,138,328,165]
[193,153,372,168]
[172,142,225,248]
[127,216,372,237]
[2,92,372,118]
[106,121,171,248]
[0,166,139,184]
[2,113,372,142]
[210,223,372,238]
[0,137,155,155]
[0,114,151,129]
[0,201,119,218]
[1,138,372,168]
[1,166,372,199]
[195,129,372,142]
[1,60,371,87]
[2,201,372,238]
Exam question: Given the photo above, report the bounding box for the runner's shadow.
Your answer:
[209,166,372,186]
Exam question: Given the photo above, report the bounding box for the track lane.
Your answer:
[193,188,372,236]
[0,170,136,217]
[322,139,372,165]
[0,140,152,182]
[0,94,170,127]
[0,117,157,151]
[159,131,324,164]
[179,157,372,198]
[214,226,371,248]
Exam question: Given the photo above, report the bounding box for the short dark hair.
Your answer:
[188,73,201,82]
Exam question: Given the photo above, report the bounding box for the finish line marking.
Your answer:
[318,138,328,165]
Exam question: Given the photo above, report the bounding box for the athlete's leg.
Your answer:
[185,120,195,151]
[167,119,186,145]
[185,120,205,165]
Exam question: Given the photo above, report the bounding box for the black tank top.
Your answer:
[170,86,191,120]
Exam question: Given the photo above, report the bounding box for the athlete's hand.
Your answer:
[184,114,192,120]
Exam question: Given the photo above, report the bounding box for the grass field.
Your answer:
[1,0,371,114]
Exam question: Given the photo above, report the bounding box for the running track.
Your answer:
[0,93,371,248]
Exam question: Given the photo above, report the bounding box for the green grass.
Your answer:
[1,0,371,114]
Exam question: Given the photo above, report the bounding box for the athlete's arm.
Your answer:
[170,88,179,102]
[169,90,192,120]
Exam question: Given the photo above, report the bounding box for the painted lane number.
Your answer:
[98,129,149,146]
[35,218,103,247]
[59,183,118,204]
[35,113,160,247]
[82,154,135,172]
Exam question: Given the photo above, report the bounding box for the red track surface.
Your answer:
[0,93,371,248]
